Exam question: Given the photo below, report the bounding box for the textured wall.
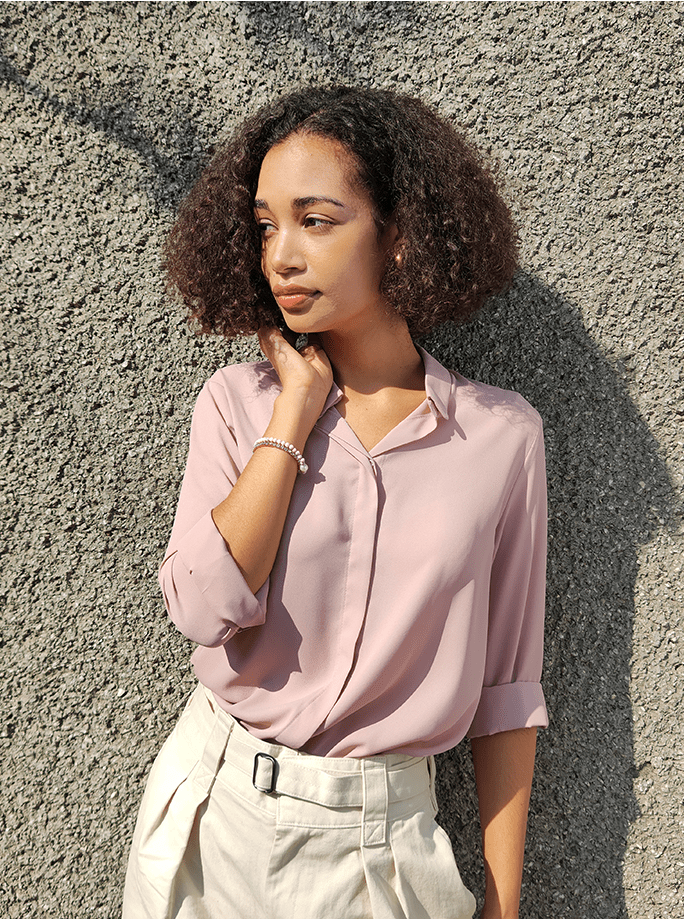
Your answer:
[1,2,682,917]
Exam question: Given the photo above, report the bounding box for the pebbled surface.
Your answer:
[1,3,682,917]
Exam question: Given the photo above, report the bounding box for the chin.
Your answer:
[283,316,319,335]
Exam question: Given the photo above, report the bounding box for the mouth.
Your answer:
[272,287,318,310]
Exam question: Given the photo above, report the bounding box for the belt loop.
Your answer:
[196,704,233,795]
[426,754,438,816]
[361,759,388,847]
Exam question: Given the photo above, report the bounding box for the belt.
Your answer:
[193,684,435,845]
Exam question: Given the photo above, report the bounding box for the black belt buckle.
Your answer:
[252,752,278,794]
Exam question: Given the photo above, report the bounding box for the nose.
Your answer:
[265,227,306,275]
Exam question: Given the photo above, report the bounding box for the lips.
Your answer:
[272,287,318,309]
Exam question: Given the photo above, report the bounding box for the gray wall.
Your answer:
[1,2,682,917]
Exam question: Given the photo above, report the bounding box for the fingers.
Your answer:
[257,326,290,364]
[296,334,329,366]
[299,342,326,365]
[258,327,331,384]
[257,325,284,351]
[298,332,321,357]
[300,350,332,389]
[259,326,315,360]
[281,325,299,349]
[258,326,304,381]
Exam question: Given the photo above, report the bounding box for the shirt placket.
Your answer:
[309,415,381,730]
[307,401,442,738]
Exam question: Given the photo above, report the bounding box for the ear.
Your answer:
[381,217,401,254]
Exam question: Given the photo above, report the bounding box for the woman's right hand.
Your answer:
[258,326,333,438]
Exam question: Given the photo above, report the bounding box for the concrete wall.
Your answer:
[1,3,682,917]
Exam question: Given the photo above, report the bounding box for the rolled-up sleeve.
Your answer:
[159,377,268,647]
[467,420,549,738]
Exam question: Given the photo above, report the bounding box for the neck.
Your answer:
[318,313,424,396]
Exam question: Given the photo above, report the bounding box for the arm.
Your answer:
[160,327,332,645]
[467,413,546,917]
[471,727,537,919]
[210,327,332,594]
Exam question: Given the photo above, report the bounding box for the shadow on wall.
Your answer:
[4,44,678,919]
[0,55,203,209]
[420,274,678,918]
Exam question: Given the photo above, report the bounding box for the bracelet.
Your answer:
[253,437,308,474]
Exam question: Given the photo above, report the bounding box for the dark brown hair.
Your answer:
[164,85,518,339]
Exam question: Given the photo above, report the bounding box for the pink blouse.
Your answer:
[160,347,548,757]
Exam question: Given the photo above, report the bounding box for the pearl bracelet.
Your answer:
[253,437,308,474]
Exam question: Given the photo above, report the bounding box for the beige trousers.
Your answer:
[123,684,476,919]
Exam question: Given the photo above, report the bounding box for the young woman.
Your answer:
[123,85,548,919]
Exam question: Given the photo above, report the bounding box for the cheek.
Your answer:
[341,231,383,275]
[355,242,387,289]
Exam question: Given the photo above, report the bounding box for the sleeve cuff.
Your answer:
[160,510,268,647]
[467,681,548,738]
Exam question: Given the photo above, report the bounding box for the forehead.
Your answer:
[256,133,364,203]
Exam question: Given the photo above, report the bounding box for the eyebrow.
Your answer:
[254,195,346,211]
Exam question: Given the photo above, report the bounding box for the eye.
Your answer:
[257,220,276,236]
[304,215,333,229]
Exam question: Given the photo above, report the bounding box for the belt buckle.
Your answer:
[252,752,278,794]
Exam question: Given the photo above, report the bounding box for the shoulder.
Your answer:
[421,347,542,442]
[192,360,281,428]
[451,372,543,449]
[205,359,279,397]
[201,359,280,407]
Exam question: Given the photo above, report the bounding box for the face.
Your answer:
[255,132,397,337]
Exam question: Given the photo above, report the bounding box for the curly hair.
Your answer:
[163,85,518,340]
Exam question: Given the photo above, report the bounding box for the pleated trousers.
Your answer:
[123,683,476,919]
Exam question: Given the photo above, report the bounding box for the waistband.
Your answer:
[187,684,437,846]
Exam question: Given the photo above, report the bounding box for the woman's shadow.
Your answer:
[420,273,679,918]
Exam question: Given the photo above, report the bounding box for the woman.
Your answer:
[123,85,548,919]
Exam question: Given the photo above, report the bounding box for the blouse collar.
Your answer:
[319,345,453,421]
